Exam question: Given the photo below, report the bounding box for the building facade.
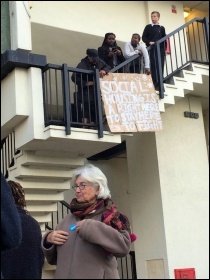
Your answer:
[1,1,209,279]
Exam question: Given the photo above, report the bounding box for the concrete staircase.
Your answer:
[7,150,85,231]
[158,63,209,112]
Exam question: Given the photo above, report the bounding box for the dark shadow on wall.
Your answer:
[31,23,126,67]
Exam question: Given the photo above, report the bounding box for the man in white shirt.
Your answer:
[124,33,151,75]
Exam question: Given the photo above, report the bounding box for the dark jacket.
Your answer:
[1,174,22,253]
[1,174,22,279]
[71,56,110,103]
[98,45,125,69]
[1,207,44,279]
[142,24,167,53]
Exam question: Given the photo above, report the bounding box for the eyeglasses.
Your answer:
[71,183,92,190]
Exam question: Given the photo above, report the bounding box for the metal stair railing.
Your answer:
[45,200,137,279]
[42,64,104,138]
[110,17,209,99]
[1,132,21,179]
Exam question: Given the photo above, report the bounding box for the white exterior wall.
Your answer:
[126,131,168,278]
[14,67,45,148]
[3,1,208,279]
[156,98,209,279]
[1,69,29,138]
[9,1,32,51]
[30,1,185,41]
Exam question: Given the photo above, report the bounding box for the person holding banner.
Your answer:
[71,49,110,127]
[98,32,125,70]
[124,33,151,75]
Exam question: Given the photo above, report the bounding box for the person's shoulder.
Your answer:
[76,57,87,68]
[19,210,40,228]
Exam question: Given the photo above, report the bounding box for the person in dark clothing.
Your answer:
[1,181,44,279]
[98,33,125,70]
[71,48,110,126]
[1,174,22,279]
[142,11,167,90]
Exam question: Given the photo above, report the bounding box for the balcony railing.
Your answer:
[1,17,209,142]
[41,17,209,137]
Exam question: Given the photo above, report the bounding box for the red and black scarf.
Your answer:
[69,198,131,233]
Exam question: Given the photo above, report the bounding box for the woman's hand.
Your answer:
[46,230,69,245]
[115,49,121,56]
[76,220,86,232]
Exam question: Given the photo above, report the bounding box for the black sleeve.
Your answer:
[1,173,22,251]
[71,61,87,88]
[98,46,111,65]
[142,25,150,46]
[99,59,111,73]
[117,47,125,63]
[162,26,167,50]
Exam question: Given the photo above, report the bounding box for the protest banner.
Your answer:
[100,73,163,132]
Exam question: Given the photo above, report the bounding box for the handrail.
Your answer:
[1,132,20,179]
[110,16,209,99]
[1,17,209,139]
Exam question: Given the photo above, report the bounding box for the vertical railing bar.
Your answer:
[49,69,53,119]
[94,69,103,138]
[183,28,188,63]
[173,34,178,69]
[197,22,203,61]
[178,31,183,66]
[55,69,59,119]
[62,63,71,135]
[192,22,198,60]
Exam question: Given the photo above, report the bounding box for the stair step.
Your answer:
[27,202,58,212]
[40,223,46,232]
[43,261,56,271]
[173,77,194,90]
[11,166,74,181]
[182,70,203,84]
[25,192,64,201]
[164,84,184,97]
[19,151,85,169]
[11,180,70,191]
[31,213,52,223]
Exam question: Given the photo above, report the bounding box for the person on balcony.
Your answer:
[98,32,125,70]
[1,180,44,279]
[124,33,151,75]
[142,11,167,90]
[1,174,22,279]
[42,164,136,279]
[71,49,110,127]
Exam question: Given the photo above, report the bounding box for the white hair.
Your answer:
[71,164,111,199]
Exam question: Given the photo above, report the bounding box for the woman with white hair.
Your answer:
[42,164,136,279]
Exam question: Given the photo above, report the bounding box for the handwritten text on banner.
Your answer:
[100,73,163,132]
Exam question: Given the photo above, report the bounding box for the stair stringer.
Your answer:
[158,63,209,112]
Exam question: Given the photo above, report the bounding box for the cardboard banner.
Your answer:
[100,73,163,133]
